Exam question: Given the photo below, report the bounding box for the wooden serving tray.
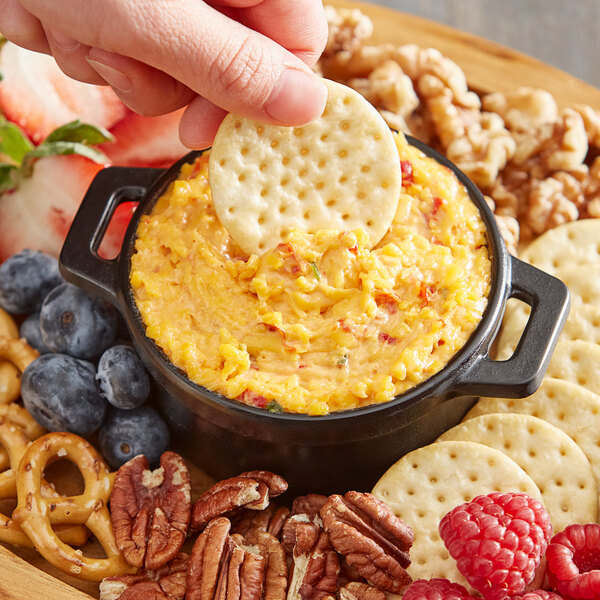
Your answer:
[2,2,599,598]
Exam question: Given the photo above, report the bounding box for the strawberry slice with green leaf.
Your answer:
[0,119,118,260]
[0,42,127,144]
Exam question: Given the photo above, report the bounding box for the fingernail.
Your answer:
[86,58,133,93]
[265,69,327,125]
[47,29,80,51]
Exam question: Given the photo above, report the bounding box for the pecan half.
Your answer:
[288,528,340,600]
[290,495,328,519]
[99,553,189,600]
[233,505,290,542]
[320,491,413,594]
[191,472,287,532]
[111,452,191,570]
[281,514,320,557]
[255,531,288,600]
[339,582,385,600]
[187,517,268,600]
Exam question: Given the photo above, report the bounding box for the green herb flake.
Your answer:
[310,262,321,280]
[337,353,349,367]
[266,400,284,413]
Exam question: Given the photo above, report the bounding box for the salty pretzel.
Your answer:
[13,432,134,581]
[0,420,87,548]
[0,404,45,471]
[0,308,21,405]
[0,336,39,405]
[0,308,19,339]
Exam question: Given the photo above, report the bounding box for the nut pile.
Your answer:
[318,6,600,254]
[101,454,415,600]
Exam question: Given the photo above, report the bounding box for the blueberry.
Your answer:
[19,312,52,354]
[40,283,118,360]
[21,354,107,435]
[98,406,170,469]
[0,249,63,314]
[97,345,150,410]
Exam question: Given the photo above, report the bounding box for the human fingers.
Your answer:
[178,96,228,149]
[0,0,49,53]
[212,0,328,66]
[43,26,105,85]
[19,0,328,126]
[86,48,197,116]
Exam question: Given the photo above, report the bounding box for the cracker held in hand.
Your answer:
[209,79,401,255]
[437,413,597,531]
[371,440,541,591]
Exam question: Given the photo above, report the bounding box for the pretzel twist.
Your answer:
[0,335,39,405]
[0,308,19,339]
[0,403,45,471]
[0,420,87,547]
[0,308,21,405]
[13,432,134,581]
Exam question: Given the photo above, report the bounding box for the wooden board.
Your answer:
[1,2,600,599]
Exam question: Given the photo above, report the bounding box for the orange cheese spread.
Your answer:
[130,134,491,415]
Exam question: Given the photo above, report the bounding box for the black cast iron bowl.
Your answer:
[59,136,570,495]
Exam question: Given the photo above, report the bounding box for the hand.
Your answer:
[0,0,329,148]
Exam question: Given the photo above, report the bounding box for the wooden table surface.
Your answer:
[366,0,600,91]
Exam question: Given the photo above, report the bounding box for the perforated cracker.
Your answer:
[465,378,600,487]
[497,291,600,360]
[546,340,600,397]
[438,413,597,531]
[371,440,541,590]
[209,79,401,255]
[521,219,600,273]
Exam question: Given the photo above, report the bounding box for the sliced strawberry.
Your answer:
[0,154,105,261]
[0,42,127,144]
[101,109,187,167]
[98,200,138,259]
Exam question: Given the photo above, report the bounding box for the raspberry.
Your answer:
[546,523,600,599]
[512,591,564,599]
[439,492,553,600]
[402,578,477,600]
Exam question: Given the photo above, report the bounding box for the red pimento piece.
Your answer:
[418,282,437,308]
[400,160,414,186]
[546,523,600,600]
[275,242,302,275]
[239,390,268,409]
[403,578,477,600]
[432,196,444,214]
[378,332,398,345]
[439,492,553,600]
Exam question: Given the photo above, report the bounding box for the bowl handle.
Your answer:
[451,255,570,398]
[60,166,164,305]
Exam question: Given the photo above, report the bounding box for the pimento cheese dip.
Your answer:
[130,134,491,415]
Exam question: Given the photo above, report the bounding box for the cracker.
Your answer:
[437,413,597,531]
[465,378,600,486]
[209,79,401,255]
[371,440,541,589]
[545,340,600,397]
[520,219,600,273]
[496,298,600,360]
